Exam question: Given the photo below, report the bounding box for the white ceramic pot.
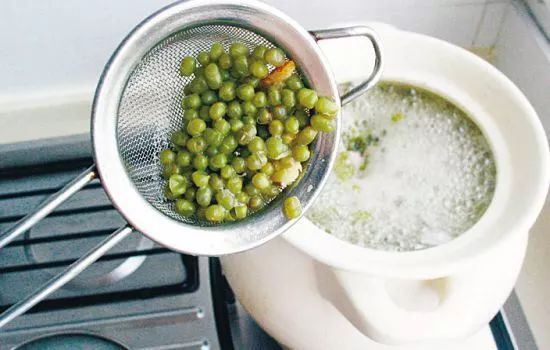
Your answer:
[221,24,550,349]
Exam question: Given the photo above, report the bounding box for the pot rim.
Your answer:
[283,24,550,279]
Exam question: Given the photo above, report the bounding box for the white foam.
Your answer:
[307,84,496,251]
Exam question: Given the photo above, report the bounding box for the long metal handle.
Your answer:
[0,226,133,330]
[310,26,383,106]
[0,166,97,250]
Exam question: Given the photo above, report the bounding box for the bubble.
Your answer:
[308,83,496,252]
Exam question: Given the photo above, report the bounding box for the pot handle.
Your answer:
[310,26,383,106]
[331,270,472,344]
[328,238,526,345]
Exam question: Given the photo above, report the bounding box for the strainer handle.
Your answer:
[310,26,383,106]
[0,166,97,251]
[0,225,133,329]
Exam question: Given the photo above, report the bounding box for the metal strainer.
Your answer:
[0,0,382,328]
[117,24,282,225]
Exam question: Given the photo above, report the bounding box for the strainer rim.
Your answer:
[91,0,341,256]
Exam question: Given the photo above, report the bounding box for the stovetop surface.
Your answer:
[0,134,280,349]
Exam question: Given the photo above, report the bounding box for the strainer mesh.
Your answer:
[117,25,276,222]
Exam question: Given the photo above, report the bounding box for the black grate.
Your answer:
[0,135,199,314]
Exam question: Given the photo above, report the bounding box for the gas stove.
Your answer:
[0,135,280,349]
[0,135,535,349]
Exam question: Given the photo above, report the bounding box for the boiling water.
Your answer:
[307,83,496,251]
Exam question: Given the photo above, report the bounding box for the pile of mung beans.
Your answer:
[159,42,339,223]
